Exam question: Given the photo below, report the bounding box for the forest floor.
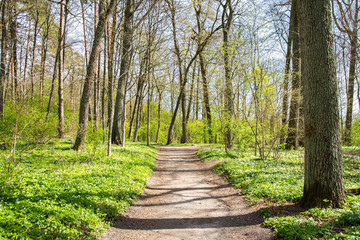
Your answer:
[100,146,274,240]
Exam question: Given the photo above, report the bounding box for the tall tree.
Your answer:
[39,13,50,98]
[166,0,220,145]
[221,0,235,151]
[112,0,134,145]
[280,1,294,145]
[58,0,65,138]
[29,0,41,95]
[9,0,17,100]
[0,0,7,119]
[73,0,116,150]
[299,0,345,208]
[285,0,301,150]
[194,0,213,143]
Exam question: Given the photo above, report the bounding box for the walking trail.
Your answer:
[100,146,274,240]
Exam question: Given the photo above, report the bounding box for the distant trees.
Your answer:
[285,0,301,150]
[0,0,356,186]
[332,0,360,145]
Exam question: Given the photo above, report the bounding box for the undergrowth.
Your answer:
[197,148,360,239]
[0,139,158,239]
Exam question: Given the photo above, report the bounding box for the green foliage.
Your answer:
[264,215,333,240]
[264,197,360,240]
[198,148,360,239]
[0,99,58,146]
[187,119,208,143]
[232,119,254,152]
[350,114,360,146]
[0,139,158,239]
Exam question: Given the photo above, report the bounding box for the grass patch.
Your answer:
[197,148,360,239]
[0,139,158,239]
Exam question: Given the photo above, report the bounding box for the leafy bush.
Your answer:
[350,114,360,146]
[0,99,59,146]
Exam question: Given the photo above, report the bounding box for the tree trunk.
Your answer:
[133,89,144,142]
[80,0,89,65]
[0,0,7,119]
[45,43,60,122]
[199,53,213,143]
[23,18,31,96]
[112,0,134,145]
[343,35,357,145]
[280,1,294,145]
[107,0,116,156]
[58,0,65,138]
[180,76,187,143]
[9,0,17,100]
[299,0,345,208]
[286,0,300,150]
[129,55,146,138]
[107,5,116,127]
[94,1,103,132]
[30,7,39,96]
[73,0,116,150]
[186,63,196,125]
[156,92,162,143]
[102,22,107,142]
[40,16,50,98]
[222,0,234,150]
[147,82,151,146]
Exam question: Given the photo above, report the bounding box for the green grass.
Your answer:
[197,148,360,239]
[0,139,158,239]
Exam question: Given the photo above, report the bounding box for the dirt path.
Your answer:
[100,146,274,240]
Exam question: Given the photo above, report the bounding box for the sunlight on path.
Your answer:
[100,146,273,240]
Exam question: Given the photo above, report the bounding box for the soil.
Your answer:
[100,146,274,240]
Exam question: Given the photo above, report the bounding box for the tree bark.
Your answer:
[73,0,116,150]
[299,0,345,208]
[112,0,134,145]
[58,0,65,138]
[280,1,294,145]
[9,0,17,100]
[30,4,40,96]
[180,77,187,143]
[80,0,89,65]
[199,53,213,143]
[156,91,162,143]
[128,55,146,139]
[23,17,31,95]
[147,82,151,146]
[344,35,357,144]
[286,0,300,150]
[107,5,116,126]
[0,0,7,119]
[94,1,103,132]
[45,42,60,122]
[222,0,234,150]
[40,15,50,98]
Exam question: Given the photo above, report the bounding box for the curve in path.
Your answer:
[100,146,274,240]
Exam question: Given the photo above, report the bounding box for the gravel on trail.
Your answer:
[100,146,274,240]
